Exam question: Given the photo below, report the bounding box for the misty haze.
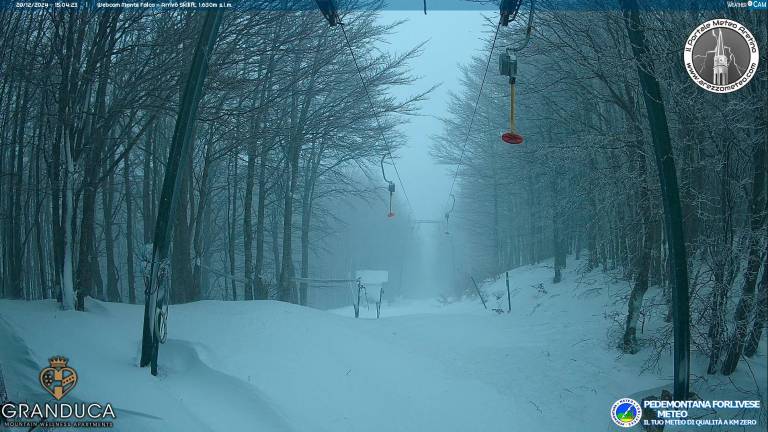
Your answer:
[0,1,766,431]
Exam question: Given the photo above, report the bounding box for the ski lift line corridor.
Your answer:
[443,22,501,210]
[137,0,530,380]
[312,0,695,404]
[338,20,414,217]
[322,0,530,221]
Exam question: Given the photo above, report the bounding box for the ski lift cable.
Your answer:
[339,22,415,215]
[444,21,502,210]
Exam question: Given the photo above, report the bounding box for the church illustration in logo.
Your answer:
[711,29,729,85]
[692,28,747,86]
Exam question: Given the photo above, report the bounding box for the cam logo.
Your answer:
[611,398,642,428]
[39,356,77,400]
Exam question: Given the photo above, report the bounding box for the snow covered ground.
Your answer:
[1,259,765,431]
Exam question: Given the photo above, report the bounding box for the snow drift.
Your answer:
[1,259,765,431]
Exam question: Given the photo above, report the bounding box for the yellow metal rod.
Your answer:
[510,81,516,132]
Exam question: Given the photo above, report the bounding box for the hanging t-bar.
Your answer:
[381,155,396,218]
[387,181,396,218]
[498,0,534,144]
[499,49,524,144]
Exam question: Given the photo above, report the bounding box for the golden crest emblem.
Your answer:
[39,356,77,400]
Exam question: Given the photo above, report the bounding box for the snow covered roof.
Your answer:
[355,270,388,285]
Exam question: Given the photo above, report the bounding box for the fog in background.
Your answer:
[312,11,490,305]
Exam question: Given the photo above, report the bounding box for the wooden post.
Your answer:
[506,272,511,313]
[354,281,361,318]
[471,276,488,310]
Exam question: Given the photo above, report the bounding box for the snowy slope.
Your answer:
[1,258,765,431]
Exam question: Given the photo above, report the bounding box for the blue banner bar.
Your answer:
[0,0,749,12]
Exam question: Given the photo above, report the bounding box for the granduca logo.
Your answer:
[683,19,760,93]
[0,356,115,429]
[611,398,643,428]
[40,356,78,400]
[1,403,115,421]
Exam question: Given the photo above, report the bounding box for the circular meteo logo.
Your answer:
[684,19,759,93]
[611,398,643,428]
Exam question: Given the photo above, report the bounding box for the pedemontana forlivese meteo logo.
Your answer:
[611,398,643,428]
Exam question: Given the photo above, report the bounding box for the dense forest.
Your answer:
[0,0,765,385]
[434,0,766,375]
[0,0,425,310]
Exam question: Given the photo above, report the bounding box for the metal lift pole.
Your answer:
[140,8,223,376]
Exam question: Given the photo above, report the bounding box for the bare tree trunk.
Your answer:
[102,165,120,302]
[192,138,214,301]
[243,147,256,301]
[621,149,656,354]
[242,66,271,302]
[200,192,213,296]
[171,153,193,304]
[271,204,281,296]
[76,165,103,308]
[721,133,766,375]
[744,248,767,357]
[278,142,300,303]
[228,157,238,301]
[5,88,24,298]
[493,172,502,271]
[142,135,155,245]
[707,155,733,374]
[124,155,136,304]
[74,12,120,311]
[61,132,75,310]
[619,0,690,399]
[552,173,564,283]
[299,147,320,306]
[277,46,322,304]
[255,152,268,300]
[34,145,48,298]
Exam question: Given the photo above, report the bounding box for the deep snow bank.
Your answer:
[1,258,765,431]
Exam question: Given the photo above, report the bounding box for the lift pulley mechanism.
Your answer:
[315,0,340,26]
[499,0,525,26]
[381,155,396,218]
[498,0,535,145]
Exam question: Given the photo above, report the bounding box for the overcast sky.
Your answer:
[376,10,492,221]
